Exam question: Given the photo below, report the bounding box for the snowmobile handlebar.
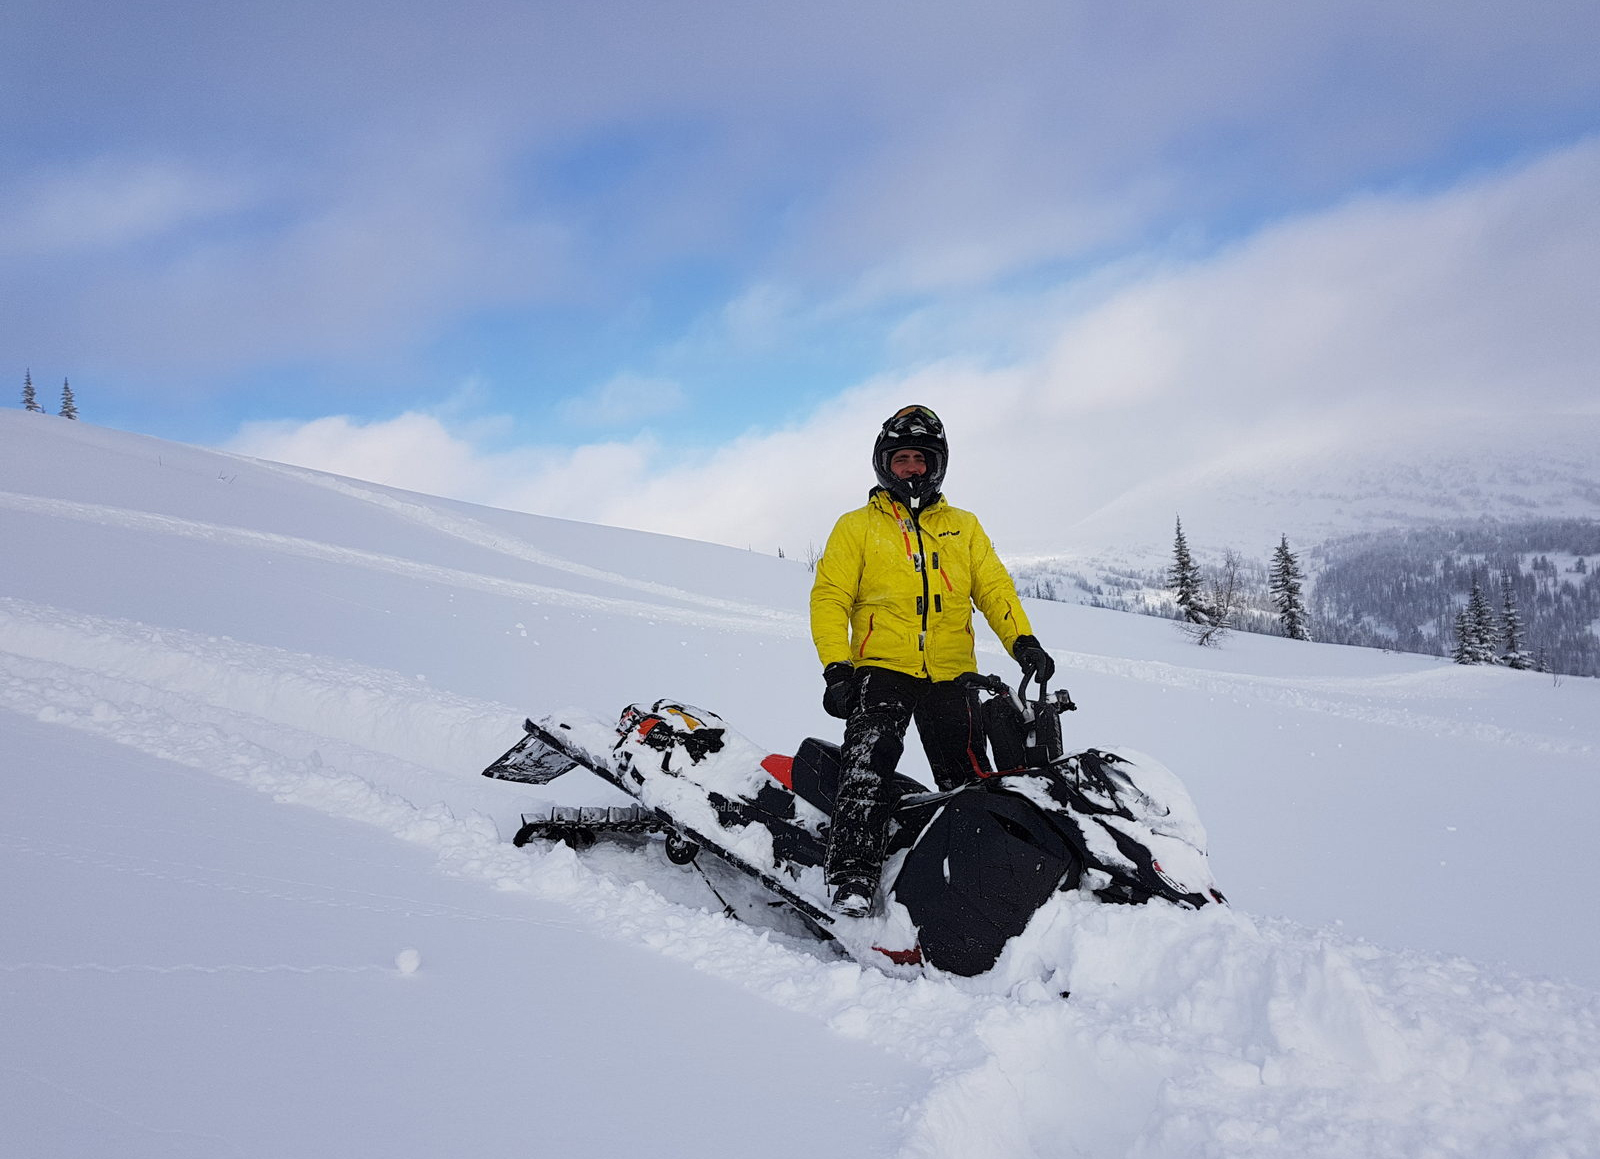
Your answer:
[954,671,1011,697]
[956,671,1077,769]
[1018,669,1076,713]
[955,671,1077,717]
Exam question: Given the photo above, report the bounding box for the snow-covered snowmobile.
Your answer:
[481,673,1224,977]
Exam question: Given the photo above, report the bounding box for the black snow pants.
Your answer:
[824,666,991,888]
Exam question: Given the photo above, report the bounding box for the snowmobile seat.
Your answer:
[790,737,928,818]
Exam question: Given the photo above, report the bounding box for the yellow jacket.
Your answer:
[810,490,1033,681]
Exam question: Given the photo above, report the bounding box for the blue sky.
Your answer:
[6,1,1600,550]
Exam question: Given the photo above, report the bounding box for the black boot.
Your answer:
[831,877,875,918]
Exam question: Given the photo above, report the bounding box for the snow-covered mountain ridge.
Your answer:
[1012,412,1600,674]
[1050,411,1600,562]
[4,410,1599,1158]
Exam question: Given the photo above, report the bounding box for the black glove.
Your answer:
[1012,635,1055,685]
[822,662,858,719]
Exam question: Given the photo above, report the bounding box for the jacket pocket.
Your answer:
[857,613,876,658]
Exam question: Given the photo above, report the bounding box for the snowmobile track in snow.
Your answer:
[5,596,1600,1158]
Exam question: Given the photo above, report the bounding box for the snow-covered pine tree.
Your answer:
[22,370,43,412]
[1464,576,1498,664]
[1450,604,1475,664]
[1169,517,1210,624]
[1268,534,1311,640]
[1451,577,1498,665]
[1498,571,1532,670]
[59,378,79,420]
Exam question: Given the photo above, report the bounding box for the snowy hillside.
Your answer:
[1013,411,1600,615]
[1057,412,1600,559]
[4,410,1599,1158]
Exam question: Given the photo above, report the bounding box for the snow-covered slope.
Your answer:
[5,410,1599,1158]
[1031,411,1600,571]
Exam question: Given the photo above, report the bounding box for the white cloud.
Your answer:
[226,414,501,499]
[559,374,686,428]
[13,0,1600,390]
[7,125,579,376]
[0,159,251,256]
[225,410,661,530]
[223,139,1600,557]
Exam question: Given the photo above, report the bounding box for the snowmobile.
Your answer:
[481,672,1224,977]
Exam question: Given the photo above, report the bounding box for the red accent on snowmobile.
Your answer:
[761,753,795,788]
[873,944,923,966]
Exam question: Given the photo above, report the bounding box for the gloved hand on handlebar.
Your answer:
[821,661,859,719]
[1011,634,1055,685]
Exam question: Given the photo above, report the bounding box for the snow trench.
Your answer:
[4,600,1598,1158]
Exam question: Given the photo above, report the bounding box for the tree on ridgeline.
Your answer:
[1269,534,1311,640]
[22,369,44,412]
[1169,517,1210,625]
[59,377,78,419]
[1499,571,1532,670]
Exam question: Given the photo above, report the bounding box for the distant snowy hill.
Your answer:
[4,410,1599,1159]
[1013,411,1600,673]
[1054,411,1600,561]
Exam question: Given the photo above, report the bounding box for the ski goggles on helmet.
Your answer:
[881,404,944,440]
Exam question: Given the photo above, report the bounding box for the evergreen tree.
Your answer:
[22,370,44,412]
[1268,534,1311,640]
[1452,576,1500,665]
[59,377,78,419]
[1459,576,1499,664]
[1450,603,1476,664]
[1498,571,1532,669]
[1169,517,1209,624]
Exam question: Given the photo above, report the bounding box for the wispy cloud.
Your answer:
[0,158,252,256]
[559,374,686,428]
[223,139,1600,554]
[8,0,1599,409]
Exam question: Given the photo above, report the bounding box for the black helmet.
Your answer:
[873,404,947,509]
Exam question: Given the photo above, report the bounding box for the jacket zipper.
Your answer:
[912,511,931,665]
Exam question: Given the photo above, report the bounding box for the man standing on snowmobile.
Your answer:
[810,404,1056,916]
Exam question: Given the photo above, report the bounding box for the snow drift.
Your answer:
[4,409,1598,1158]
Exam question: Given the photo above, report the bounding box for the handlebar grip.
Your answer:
[955,671,1011,696]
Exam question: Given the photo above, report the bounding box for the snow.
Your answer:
[4,409,1600,1157]
[1052,412,1600,562]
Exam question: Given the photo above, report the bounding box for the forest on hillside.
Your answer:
[1308,519,1599,677]
[1011,518,1600,677]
